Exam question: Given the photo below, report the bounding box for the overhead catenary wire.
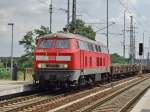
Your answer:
[117,0,150,58]
[117,0,148,31]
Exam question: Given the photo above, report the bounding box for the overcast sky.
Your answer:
[0,0,150,58]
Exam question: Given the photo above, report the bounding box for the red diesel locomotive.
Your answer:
[34,33,111,87]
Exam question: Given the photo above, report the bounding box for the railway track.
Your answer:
[0,76,141,112]
[0,90,67,112]
[47,76,149,112]
[118,84,148,112]
[75,76,150,112]
[46,75,149,112]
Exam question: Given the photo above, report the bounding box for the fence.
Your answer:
[0,68,34,81]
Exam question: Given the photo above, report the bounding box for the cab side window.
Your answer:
[78,40,88,50]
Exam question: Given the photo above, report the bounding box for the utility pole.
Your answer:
[107,0,109,51]
[129,16,134,64]
[149,37,150,55]
[49,0,53,33]
[123,11,126,57]
[67,0,70,26]
[8,23,14,80]
[72,0,76,24]
[133,24,136,59]
[148,37,150,64]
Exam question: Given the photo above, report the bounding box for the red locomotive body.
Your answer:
[34,33,111,87]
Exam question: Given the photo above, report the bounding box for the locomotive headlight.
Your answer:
[36,56,49,61]
[64,64,68,68]
[38,64,46,68]
[38,64,42,68]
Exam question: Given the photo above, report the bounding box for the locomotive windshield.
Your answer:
[55,39,70,48]
[38,39,70,48]
[38,39,53,48]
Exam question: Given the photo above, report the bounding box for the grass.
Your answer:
[17,71,33,81]
[0,70,10,80]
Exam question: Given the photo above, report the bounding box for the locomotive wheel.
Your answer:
[106,73,111,82]
[59,82,69,90]
[78,76,86,87]
[87,76,94,86]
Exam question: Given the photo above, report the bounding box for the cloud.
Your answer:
[0,0,149,58]
[130,0,138,4]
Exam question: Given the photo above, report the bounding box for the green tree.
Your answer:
[111,53,128,65]
[19,26,49,67]
[19,26,49,56]
[19,31,34,56]
[68,19,96,40]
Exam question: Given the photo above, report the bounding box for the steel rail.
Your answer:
[118,84,150,112]
[79,77,149,112]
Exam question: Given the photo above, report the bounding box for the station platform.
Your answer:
[0,80,36,97]
[131,88,150,112]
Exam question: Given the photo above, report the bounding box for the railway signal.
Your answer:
[139,43,143,75]
[139,43,143,56]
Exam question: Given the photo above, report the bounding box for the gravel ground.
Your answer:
[79,77,150,112]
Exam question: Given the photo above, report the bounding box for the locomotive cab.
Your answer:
[34,33,81,87]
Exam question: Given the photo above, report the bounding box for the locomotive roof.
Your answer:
[41,33,107,48]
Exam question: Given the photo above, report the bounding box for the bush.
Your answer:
[0,69,10,80]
